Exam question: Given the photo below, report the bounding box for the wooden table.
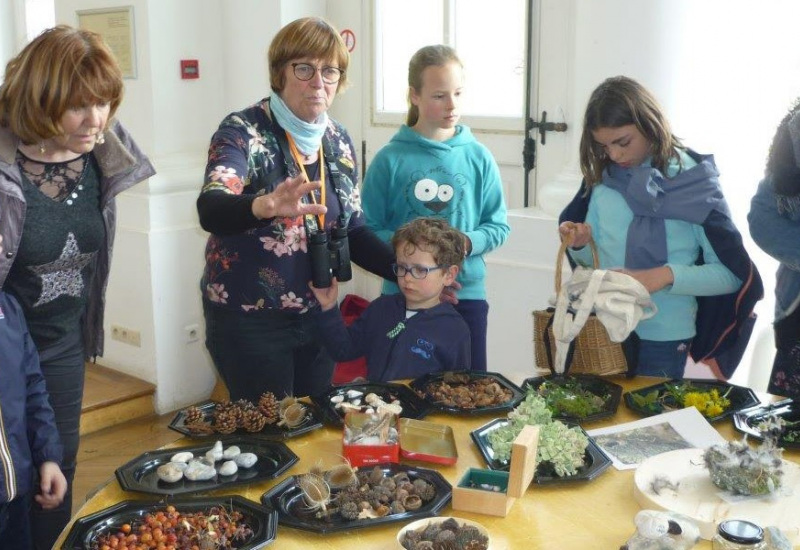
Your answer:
[57,377,800,549]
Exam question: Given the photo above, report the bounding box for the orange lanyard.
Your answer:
[286,134,325,228]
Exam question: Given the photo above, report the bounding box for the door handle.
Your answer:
[528,111,567,145]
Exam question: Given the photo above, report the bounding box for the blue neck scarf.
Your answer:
[602,152,727,269]
[269,93,328,156]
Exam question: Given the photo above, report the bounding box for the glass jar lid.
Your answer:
[717,520,764,544]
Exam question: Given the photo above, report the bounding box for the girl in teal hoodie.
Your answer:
[361,45,510,372]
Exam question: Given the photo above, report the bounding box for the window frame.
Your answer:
[369,0,525,133]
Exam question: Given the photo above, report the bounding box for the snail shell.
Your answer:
[234,452,258,468]
[402,494,422,510]
[218,460,238,476]
[170,451,194,463]
[222,445,241,459]
[156,463,184,483]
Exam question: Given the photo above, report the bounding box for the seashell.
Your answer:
[218,460,238,476]
[350,399,361,406]
[365,393,381,405]
[346,389,363,399]
[184,460,216,481]
[234,452,258,468]
[330,395,345,404]
[222,445,241,459]
[156,463,184,483]
[364,407,374,414]
[634,510,670,539]
[377,402,403,416]
[402,494,422,511]
[170,451,193,463]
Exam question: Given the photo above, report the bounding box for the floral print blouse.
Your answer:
[199,98,362,314]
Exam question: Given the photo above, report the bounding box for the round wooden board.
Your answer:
[633,448,800,544]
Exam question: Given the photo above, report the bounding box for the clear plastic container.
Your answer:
[712,520,767,550]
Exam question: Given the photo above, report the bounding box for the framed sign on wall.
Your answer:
[77,6,137,78]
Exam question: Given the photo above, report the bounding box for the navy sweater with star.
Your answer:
[316,293,471,382]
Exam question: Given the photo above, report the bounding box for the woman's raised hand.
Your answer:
[252,173,328,220]
[558,221,592,248]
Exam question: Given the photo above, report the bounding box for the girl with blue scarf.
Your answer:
[559,76,762,379]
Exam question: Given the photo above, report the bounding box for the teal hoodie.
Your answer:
[361,125,510,299]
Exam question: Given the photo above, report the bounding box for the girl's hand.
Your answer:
[559,221,592,248]
[309,278,339,311]
[440,280,462,305]
[616,266,674,293]
[252,173,328,220]
[35,461,67,510]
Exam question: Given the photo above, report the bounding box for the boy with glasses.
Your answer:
[310,217,471,381]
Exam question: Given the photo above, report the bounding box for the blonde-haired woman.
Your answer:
[0,25,154,548]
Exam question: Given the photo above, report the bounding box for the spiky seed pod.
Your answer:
[213,409,238,434]
[339,501,360,521]
[242,409,268,432]
[184,406,205,424]
[258,392,280,424]
[433,540,459,550]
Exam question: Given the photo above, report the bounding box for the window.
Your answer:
[373,0,526,129]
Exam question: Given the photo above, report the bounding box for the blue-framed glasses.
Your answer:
[392,263,445,279]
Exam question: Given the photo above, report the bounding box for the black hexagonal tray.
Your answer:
[115,437,298,496]
[261,463,451,534]
[733,399,800,449]
[623,378,760,422]
[60,495,277,549]
[311,381,431,426]
[409,371,524,415]
[470,418,612,484]
[169,400,324,440]
[521,374,622,423]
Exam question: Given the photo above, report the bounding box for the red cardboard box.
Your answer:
[342,412,399,467]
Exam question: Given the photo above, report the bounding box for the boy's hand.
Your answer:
[309,278,339,311]
[35,461,67,509]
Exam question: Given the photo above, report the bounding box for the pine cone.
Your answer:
[213,409,238,434]
[242,409,268,432]
[184,406,205,425]
[258,392,280,424]
[215,400,236,414]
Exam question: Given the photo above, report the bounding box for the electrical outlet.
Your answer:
[111,324,141,347]
[184,323,200,343]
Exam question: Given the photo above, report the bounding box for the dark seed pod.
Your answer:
[339,501,360,521]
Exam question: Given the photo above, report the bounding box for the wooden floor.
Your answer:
[73,411,181,513]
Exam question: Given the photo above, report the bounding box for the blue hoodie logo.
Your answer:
[410,338,434,359]
[406,168,465,217]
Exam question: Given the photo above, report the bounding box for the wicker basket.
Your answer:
[532,238,628,376]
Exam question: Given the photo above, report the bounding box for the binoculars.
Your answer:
[309,226,352,288]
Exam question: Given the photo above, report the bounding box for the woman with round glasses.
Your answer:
[197,17,395,401]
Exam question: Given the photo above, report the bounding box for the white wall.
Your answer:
[3,0,787,412]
